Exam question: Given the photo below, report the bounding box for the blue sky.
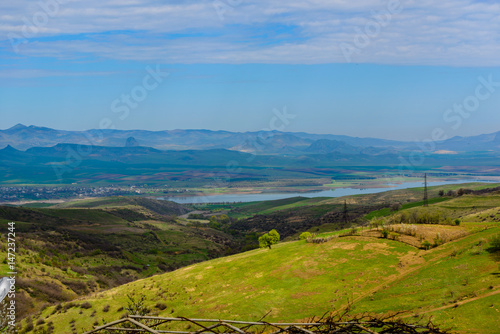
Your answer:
[1,0,500,140]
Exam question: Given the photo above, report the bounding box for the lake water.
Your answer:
[160,180,498,204]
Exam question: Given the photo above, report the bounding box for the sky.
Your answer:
[1,0,500,141]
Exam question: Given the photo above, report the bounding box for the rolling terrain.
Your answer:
[1,125,500,189]
[5,186,499,333]
[0,197,240,320]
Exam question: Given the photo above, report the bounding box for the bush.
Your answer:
[489,234,500,252]
[390,203,402,212]
[80,302,92,309]
[433,233,443,247]
[381,229,389,238]
[308,236,335,244]
[454,219,461,226]
[421,240,432,250]
[299,232,312,240]
[389,232,400,241]
[259,230,280,249]
[155,302,167,310]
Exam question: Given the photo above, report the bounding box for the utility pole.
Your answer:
[343,200,349,225]
[423,173,429,207]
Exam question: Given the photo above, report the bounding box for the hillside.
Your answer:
[20,192,500,333]
[0,197,238,320]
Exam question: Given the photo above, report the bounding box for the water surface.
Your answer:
[160,180,497,204]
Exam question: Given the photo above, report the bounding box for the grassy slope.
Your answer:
[200,183,500,222]
[0,199,235,320]
[27,194,500,333]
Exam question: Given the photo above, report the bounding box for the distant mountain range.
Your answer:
[2,124,500,154]
[1,124,500,185]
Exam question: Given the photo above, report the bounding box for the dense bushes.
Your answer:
[489,234,500,252]
[384,209,457,226]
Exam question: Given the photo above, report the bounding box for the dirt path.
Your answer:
[400,287,500,317]
[334,242,464,314]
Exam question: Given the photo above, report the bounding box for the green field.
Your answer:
[19,192,500,333]
[0,198,238,321]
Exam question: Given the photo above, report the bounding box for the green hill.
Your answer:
[21,193,500,333]
[0,198,237,321]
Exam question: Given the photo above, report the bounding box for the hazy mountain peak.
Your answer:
[1,144,20,152]
[125,137,139,147]
[6,123,28,131]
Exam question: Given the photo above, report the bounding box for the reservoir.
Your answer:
[161,180,498,204]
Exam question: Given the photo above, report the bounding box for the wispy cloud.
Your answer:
[0,68,119,79]
[1,0,499,66]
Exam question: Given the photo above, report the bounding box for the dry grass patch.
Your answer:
[361,224,469,248]
[325,242,358,250]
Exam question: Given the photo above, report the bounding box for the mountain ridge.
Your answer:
[2,124,500,153]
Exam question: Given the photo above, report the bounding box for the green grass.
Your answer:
[34,208,128,225]
[28,219,500,333]
[12,187,500,333]
[19,202,57,208]
[0,202,236,321]
[364,197,453,220]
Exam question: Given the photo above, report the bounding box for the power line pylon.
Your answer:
[423,173,429,207]
[343,200,349,225]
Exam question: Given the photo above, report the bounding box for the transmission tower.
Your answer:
[423,173,429,207]
[343,200,349,225]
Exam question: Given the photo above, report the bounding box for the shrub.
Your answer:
[389,232,400,241]
[125,294,150,316]
[433,233,443,247]
[454,219,461,226]
[155,302,167,310]
[421,240,432,250]
[258,229,280,249]
[23,320,34,332]
[390,203,402,212]
[307,235,336,244]
[299,232,312,240]
[381,229,389,238]
[488,234,500,252]
[80,302,92,309]
[90,249,102,256]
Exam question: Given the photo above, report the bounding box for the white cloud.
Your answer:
[1,0,500,66]
[0,68,119,78]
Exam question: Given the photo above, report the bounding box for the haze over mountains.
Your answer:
[2,124,500,154]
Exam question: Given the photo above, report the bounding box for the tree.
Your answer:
[390,202,402,212]
[259,229,280,249]
[299,232,311,240]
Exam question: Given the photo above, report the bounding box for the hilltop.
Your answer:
[17,190,500,333]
